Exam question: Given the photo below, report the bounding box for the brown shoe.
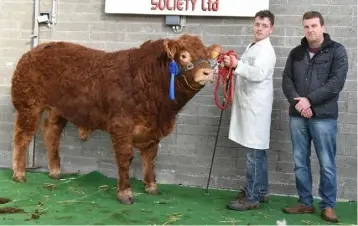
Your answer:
[321,208,339,223]
[235,190,269,203]
[227,197,260,211]
[235,190,244,199]
[282,203,315,214]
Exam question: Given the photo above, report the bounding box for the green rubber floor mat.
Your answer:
[0,169,356,225]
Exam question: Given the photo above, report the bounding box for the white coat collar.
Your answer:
[245,37,271,52]
[254,36,271,46]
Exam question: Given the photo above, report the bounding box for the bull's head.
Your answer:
[164,34,222,88]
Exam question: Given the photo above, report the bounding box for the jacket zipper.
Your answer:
[304,49,324,95]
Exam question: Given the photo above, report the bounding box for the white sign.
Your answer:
[105,0,270,17]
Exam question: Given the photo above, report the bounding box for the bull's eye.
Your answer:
[180,54,186,59]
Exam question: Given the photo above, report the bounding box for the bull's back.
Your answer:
[13,41,104,88]
[11,41,119,130]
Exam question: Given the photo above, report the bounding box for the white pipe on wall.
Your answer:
[51,0,58,26]
[32,0,39,48]
[27,0,40,168]
[27,0,58,169]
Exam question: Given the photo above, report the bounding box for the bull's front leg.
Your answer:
[110,132,135,205]
[140,143,160,195]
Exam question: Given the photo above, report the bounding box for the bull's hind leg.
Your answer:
[42,109,67,179]
[110,132,135,205]
[140,143,160,195]
[12,110,41,182]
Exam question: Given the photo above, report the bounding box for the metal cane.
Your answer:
[205,80,231,194]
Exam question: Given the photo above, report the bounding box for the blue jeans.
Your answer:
[242,148,269,203]
[289,116,337,210]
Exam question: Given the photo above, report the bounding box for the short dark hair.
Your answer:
[255,10,275,26]
[302,11,324,26]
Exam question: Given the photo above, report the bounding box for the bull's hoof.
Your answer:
[118,196,135,205]
[12,176,26,183]
[145,183,160,195]
[146,188,161,195]
[49,173,63,180]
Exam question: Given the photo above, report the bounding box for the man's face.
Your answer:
[303,17,325,44]
[253,16,273,42]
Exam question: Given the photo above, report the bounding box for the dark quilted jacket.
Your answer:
[282,33,348,119]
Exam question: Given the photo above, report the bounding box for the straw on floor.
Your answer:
[0,169,356,225]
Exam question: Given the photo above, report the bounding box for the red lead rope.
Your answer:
[214,50,238,110]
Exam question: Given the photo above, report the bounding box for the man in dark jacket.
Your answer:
[281,11,348,223]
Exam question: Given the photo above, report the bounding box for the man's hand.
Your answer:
[294,97,311,112]
[301,108,313,118]
[223,55,238,68]
[294,97,312,118]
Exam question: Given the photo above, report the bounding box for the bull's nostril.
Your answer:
[204,72,209,76]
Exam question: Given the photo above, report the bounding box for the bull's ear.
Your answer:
[164,39,178,59]
[207,44,222,59]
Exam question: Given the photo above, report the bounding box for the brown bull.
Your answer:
[10,34,222,204]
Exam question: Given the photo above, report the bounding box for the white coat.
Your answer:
[228,37,276,150]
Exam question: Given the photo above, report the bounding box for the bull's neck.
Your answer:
[160,72,201,121]
[121,39,203,122]
[171,77,199,111]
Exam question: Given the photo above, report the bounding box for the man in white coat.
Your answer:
[225,10,276,211]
